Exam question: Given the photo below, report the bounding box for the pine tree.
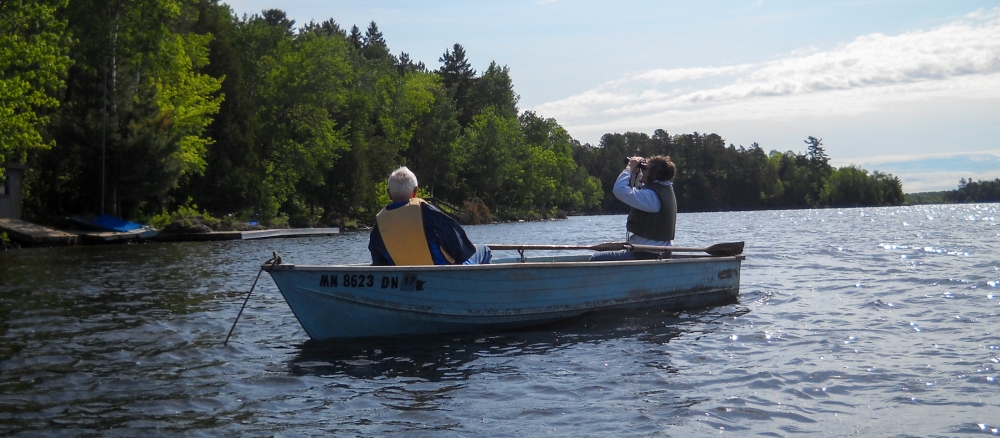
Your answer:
[437,43,477,127]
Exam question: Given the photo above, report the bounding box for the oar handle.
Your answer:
[486,242,627,251]
[627,244,703,252]
[488,244,584,250]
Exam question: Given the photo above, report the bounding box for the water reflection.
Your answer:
[288,305,747,381]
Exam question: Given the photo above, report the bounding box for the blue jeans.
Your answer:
[462,244,493,265]
[589,249,667,261]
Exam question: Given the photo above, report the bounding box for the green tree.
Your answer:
[729,142,778,210]
[361,21,390,62]
[395,52,425,76]
[820,166,876,206]
[437,43,477,127]
[0,0,72,175]
[819,166,904,207]
[347,24,362,50]
[803,136,832,205]
[945,178,999,203]
[403,75,461,199]
[456,106,524,216]
[315,20,446,224]
[254,15,354,222]
[670,132,733,211]
[804,136,829,168]
[180,0,258,215]
[475,61,519,119]
[33,0,221,218]
[769,150,812,208]
[519,111,592,213]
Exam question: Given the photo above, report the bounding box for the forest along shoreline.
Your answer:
[6,4,999,247]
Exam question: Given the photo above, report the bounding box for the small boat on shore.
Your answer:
[68,214,159,243]
[263,242,745,340]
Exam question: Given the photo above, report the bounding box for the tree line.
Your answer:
[902,177,1000,205]
[946,178,1000,203]
[577,133,903,213]
[3,0,905,229]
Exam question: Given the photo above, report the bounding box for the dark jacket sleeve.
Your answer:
[422,203,477,264]
[367,223,393,266]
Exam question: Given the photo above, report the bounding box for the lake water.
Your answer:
[2,204,999,436]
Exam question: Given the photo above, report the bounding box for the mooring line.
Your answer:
[224,252,280,346]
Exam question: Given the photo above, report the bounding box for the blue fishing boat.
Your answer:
[263,242,745,340]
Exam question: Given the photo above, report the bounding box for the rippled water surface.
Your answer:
[2,204,999,436]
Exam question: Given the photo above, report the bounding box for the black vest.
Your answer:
[625,183,677,241]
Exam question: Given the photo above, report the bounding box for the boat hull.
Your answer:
[265,255,743,340]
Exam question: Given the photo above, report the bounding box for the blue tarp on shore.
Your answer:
[89,215,144,232]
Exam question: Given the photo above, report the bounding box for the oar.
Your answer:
[627,241,744,256]
[486,242,628,252]
[486,241,744,256]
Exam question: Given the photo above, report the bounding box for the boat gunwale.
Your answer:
[264,254,745,272]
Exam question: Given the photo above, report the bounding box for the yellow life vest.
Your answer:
[376,198,436,266]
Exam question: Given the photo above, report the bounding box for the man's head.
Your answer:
[387,166,419,202]
[644,156,676,183]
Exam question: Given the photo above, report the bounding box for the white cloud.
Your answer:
[534,8,1000,143]
[550,73,1000,146]
[619,64,755,85]
[831,149,1000,168]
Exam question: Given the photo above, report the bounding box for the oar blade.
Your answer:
[626,241,745,256]
[705,241,744,256]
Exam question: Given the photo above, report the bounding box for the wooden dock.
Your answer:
[154,227,339,242]
[75,228,159,244]
[0,218,78,247]
[0,219,338,246]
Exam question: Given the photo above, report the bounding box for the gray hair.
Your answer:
[387,166,418,201]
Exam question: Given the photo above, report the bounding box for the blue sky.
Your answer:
[223,0,1000,193]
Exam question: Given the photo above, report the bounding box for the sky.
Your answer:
[222,0,1000,193]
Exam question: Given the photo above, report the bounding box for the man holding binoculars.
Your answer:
[590,155,677,261]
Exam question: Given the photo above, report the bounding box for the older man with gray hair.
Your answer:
[368,166,491,266]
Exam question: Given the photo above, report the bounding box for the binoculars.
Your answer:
[623,158,647,169]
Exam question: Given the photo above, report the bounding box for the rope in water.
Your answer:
[223,252,281,346]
